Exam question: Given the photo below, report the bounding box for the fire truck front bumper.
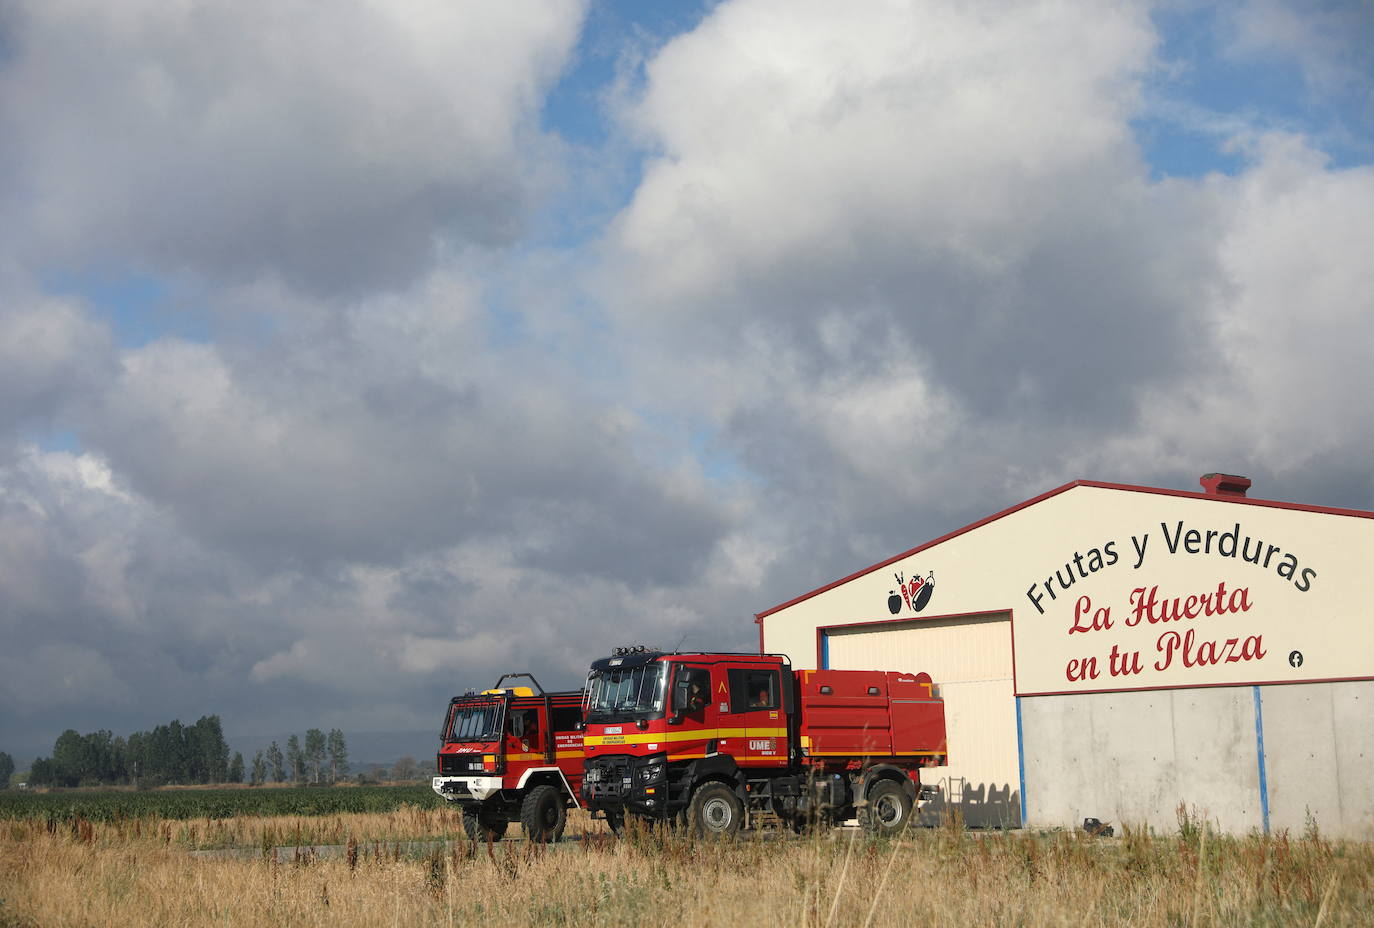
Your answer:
[432,776,502,802]
[581,755,668,813]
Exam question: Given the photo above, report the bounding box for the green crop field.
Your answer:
[0,784,443,822]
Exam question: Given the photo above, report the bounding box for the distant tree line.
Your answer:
[248,729,349,786]
[26,716,244,788]
[18,723,354,789]
[0,751,14,788]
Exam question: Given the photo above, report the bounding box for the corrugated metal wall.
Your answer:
[826,612,1021,827]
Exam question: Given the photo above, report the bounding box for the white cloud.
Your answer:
[597,1,1196,523]
[595,0,1371,556]
[0,288,115,442]
[610,0,1155,312]
[1087,135,1374,487]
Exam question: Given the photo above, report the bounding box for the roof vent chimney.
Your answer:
[1200,473,1251,498]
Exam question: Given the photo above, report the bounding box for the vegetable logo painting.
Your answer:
[888,570,935,614]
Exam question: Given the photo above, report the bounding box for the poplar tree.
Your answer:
[286,735,304,783]
[327,731,348,786]
[50,730,85,786]
[266,741,285,783]
[304,729,326,784]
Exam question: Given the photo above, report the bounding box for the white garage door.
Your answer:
[826,611,1020,827]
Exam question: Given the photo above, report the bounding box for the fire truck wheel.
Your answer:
[461,807,508,843]
[520,785,567,843]
[860,779,912,836]
[688,782,743,838]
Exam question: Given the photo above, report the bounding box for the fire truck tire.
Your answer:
[859,779,912,836]
[688,781,743,838]
[461,807,508,843]
[520,785,567,843]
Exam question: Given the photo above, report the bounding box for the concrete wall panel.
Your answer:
[1260,680,1374,839]
[1022,687,1262,834]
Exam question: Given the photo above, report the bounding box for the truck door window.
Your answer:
[672,666,710,715]
[551,706,581,732]
[728,668,779,713]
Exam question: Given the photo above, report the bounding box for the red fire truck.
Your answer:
[580,648,947,836]
[432,674,585,842]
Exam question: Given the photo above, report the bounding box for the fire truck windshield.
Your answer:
[584,663,667,722]
[447,702,503,741]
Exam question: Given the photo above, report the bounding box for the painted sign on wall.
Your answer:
[758,482,1372,696]
[1012,501,1363,696]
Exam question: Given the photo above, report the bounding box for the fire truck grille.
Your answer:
[438,755,485,774]
[584,760,631,799]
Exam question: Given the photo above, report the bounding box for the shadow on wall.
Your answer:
[918,779,1021,829]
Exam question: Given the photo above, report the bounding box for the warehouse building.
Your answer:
[756,476,1374,837]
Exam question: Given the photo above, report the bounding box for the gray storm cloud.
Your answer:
[0,0,585,295]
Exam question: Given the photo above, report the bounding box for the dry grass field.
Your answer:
[3,806,1372,927]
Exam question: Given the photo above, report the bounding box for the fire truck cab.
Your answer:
[580,648,947,837]
[432,674,585,842]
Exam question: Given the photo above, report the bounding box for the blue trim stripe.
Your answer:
[1253,685,1270,835]
[820,631,830,669]
[1015,696,1027,827]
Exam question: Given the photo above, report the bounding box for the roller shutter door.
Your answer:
[826,611,1020,827]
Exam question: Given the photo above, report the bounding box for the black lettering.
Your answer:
[1296,567,1317,593]
[1184,529,1202,553]
[1131,534,1149,568]
[1218,523,1240,557]
[1087,547,1105,572]
[1276,552,1298,580]
[1160,521,1184,554]
[1104,540,1119,566]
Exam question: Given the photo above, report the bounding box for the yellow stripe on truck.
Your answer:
[501,751,584,762]
[583,727,788,747]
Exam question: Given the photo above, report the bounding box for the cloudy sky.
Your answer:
[2,0,1371,765]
